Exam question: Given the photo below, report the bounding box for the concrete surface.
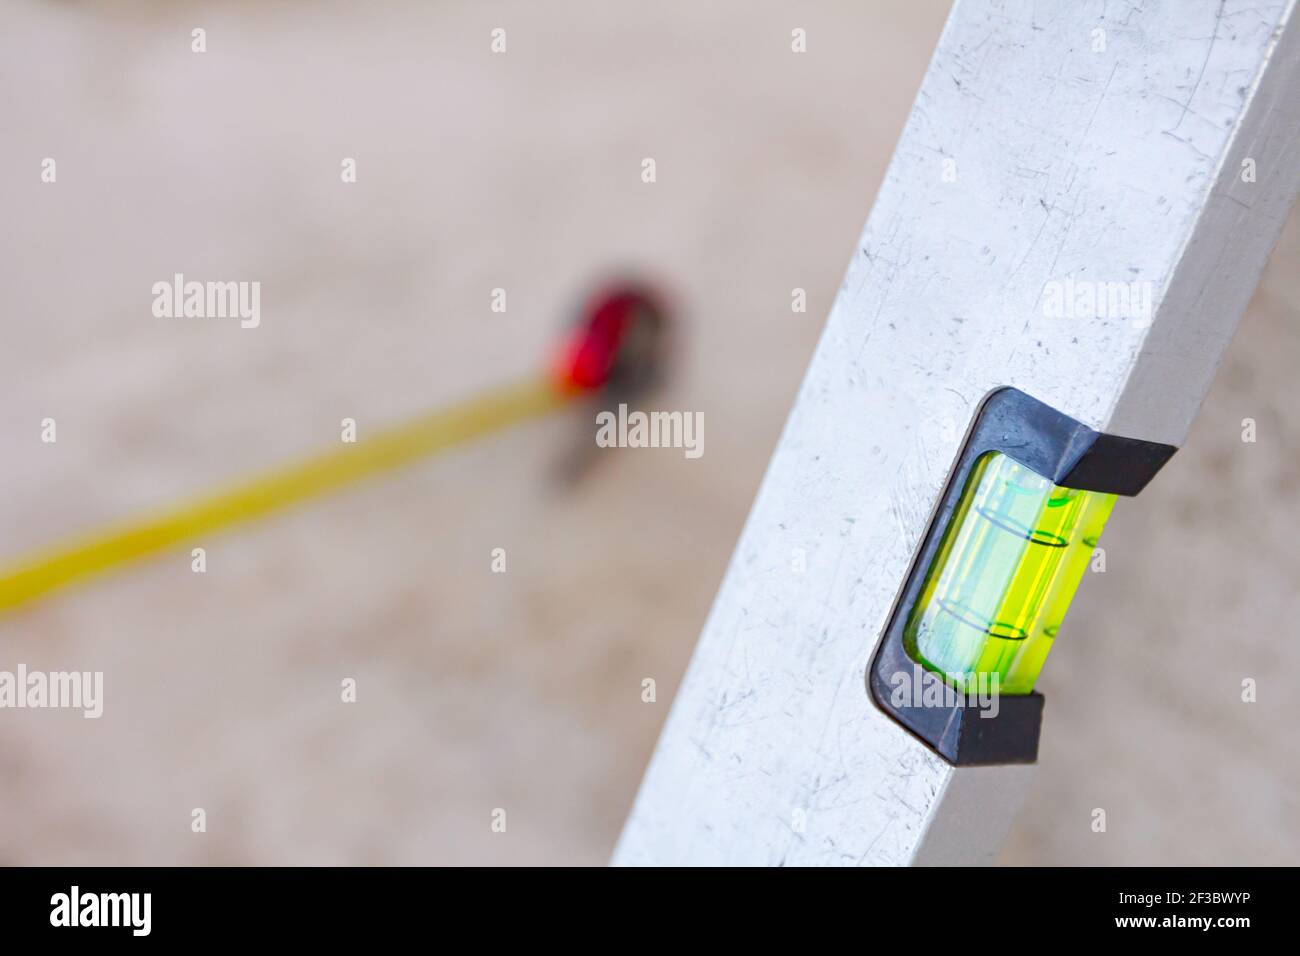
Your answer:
[0,0,1295,865]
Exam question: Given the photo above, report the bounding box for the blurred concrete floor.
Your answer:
[0,0,1295,865]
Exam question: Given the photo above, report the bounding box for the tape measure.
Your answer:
[0,284,670,614]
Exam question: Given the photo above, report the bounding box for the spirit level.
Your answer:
[616,0,1300,867]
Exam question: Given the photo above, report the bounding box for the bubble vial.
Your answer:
[903,451,1115,695]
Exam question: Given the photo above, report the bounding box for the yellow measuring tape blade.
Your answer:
[0,377,569,614]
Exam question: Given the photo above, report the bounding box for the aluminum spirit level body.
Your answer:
[616,0,1300,866]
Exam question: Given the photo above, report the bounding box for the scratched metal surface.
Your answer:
[615,0,1298,865]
